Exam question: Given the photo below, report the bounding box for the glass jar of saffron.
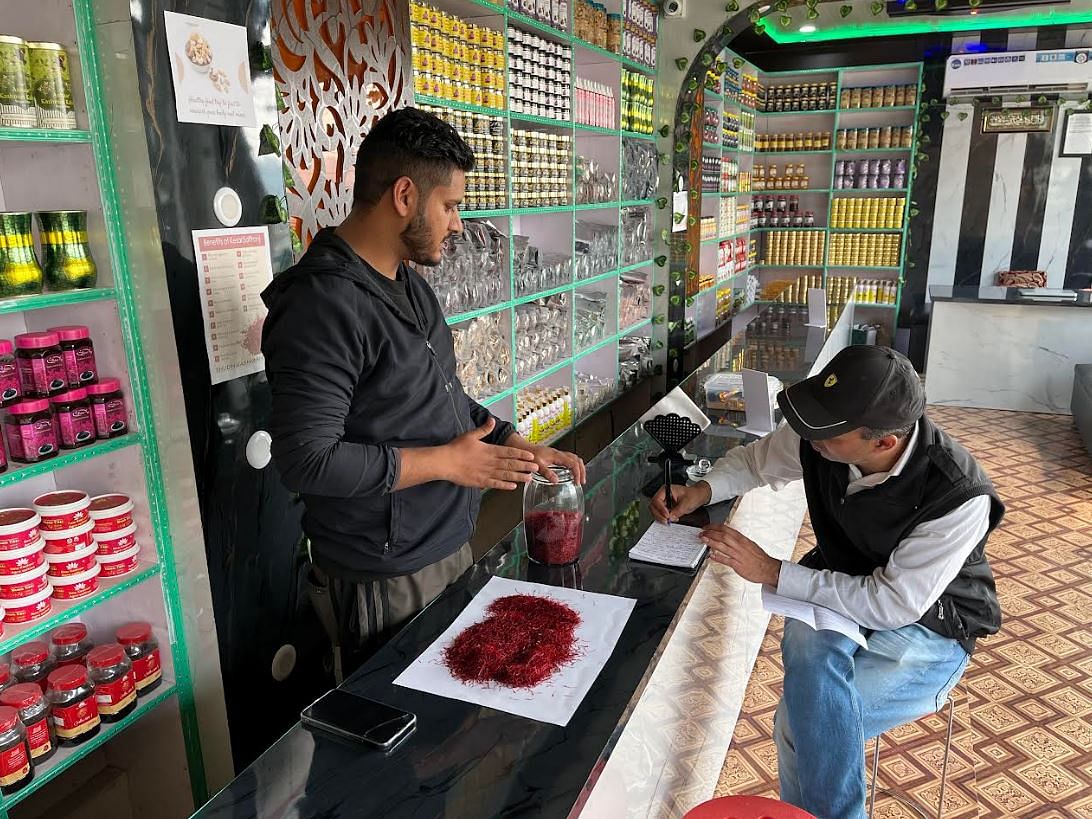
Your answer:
[523,467,585,565]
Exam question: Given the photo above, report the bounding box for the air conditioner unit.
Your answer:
[943,48,1092,99]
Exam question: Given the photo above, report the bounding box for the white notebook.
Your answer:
[628,523,708,570]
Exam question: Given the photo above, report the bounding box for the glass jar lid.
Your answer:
[531,466,574,484]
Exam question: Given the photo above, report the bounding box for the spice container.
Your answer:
[0,540,45,578]
[97,544,140,579]
[0,36,37,128]
[36,211,97,291]
[0,706,32,796]
[523,467,584,566]
[2,587,51,625]
[0,684,54,764]
[0,340,20,408]
[14,332,67,398]
[49,326,98,387]
[0,212,44,299]
[50,388,95,449]
[88,494,134,534]
[0,510,40,552]
[4,399,57,464]
[86,378,128,438]
[92,523,136,557]
[33,490,90,532]
[86,644,136,723]
[11,643,54,694]
[116,622,161,696]
[26,42,76,131]
[50,623,93,667]
[49,563,99,601]
[45,543,97,579]
[41,521,94,555]
[0,563,49,602]
[45,665,100,746]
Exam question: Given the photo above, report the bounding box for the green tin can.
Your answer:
[27,42,76,130]
[0,212,45,297]
[37,210,97,291]
[0,35,37,128]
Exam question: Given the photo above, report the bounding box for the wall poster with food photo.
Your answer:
[163,10,257,128]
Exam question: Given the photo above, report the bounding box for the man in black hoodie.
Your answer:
[262,108,585,677]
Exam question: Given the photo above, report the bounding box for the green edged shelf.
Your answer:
[574,123,619,135]
[574,201,618,210]
[835,147,913,154]
[619,318,652,336]
[757,108,838,116]
[619,199,654,208]
[512,204,577,215]
[0,126,92,143]
[0,434,141,489]
[0,562,160,655]
[509,111,572,128]
[620,130,655,142]
[515,358,571,391]
[3,684,179,808]
[619,259,655,273]
[0,287,115,315]
[507,9,572,42]
[576,334,617,358]
[854,302,898,308]
[571,37,622,63]
[621,56,655,74]
[414,94,507,119]
[753,149,832,156]
[837,105,917,113]
[829,228,903,233]
[702,142,721,152]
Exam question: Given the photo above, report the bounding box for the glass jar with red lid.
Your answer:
[0,340,20,408]
[14,332,67,398]
[0,705,32,795]
[116,622,161,696]
[45,665,99,746]
[47,325,98,388]
[10,642,54,693]
[50,623,93,667]
[0,683,55,764]
[86,644,136,723]
[0,664,11,696]
[86,378,128,439]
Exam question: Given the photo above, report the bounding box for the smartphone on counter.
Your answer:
[301,689,416,752]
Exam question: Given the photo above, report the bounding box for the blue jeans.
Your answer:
[773,619,969,819]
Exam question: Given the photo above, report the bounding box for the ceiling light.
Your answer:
[799,23,817,32]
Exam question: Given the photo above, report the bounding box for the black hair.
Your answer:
[352,107,475,209]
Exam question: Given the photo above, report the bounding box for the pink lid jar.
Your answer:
[14,332,66,398]
[4,399,57,464]
[47,326,98,388]
[86,379,127,439]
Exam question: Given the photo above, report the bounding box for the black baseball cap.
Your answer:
[776,345,925,441]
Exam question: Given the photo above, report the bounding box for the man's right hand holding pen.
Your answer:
[650,481,712,525]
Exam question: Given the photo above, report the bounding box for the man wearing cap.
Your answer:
[650,345,1004,819]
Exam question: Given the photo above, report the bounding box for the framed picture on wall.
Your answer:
[980,106,1054,134]
[1060,110,1092,157]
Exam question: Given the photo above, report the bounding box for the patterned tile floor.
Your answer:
[714,407,1092,817]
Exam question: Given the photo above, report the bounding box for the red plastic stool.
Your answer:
[682,795,817,819]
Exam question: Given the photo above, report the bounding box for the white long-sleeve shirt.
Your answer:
[702,422,991,631]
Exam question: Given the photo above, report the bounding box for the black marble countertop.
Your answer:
[930,285,1092,308]
[192,303,838,819]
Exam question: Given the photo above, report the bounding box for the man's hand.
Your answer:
[439,418,539,490]
[650,481,711,524]
[526,444,586,485]
[700,524,781,586]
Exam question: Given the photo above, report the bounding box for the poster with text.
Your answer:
[164,11,257,127]
[192,227,273,384]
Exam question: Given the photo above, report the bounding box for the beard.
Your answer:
[401,207,442,266]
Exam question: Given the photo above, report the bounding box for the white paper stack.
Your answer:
[628,522,708,570]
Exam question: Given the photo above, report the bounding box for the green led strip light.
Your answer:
[766,7,1092,44]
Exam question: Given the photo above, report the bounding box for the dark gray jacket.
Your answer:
[261,229,514,578]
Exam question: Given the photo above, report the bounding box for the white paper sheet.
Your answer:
[164,11,257,127]
[191,227,274,384]
[761,586,868,650]
[628,522,707,569]
[394,577,636,726]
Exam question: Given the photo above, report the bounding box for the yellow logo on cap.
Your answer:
[824,374,838,388]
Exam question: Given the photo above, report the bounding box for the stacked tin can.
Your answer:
[511,129,572,208]
[420,105,507,212]
[0,36,76,130]
[839,83,918,109]
[763,231,825,266]
[409,2,506,110]
[831,196,905,229]
[508,29,572,122]
[621,69,653,134]
[834,158,906,190]
[0,211,97,298]
[828,233,901,267]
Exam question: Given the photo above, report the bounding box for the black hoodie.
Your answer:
[261,229,514,578]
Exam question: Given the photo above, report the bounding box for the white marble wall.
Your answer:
[926,301,1091,414]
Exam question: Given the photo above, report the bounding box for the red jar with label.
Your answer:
[49,564,99,601]
[97,545,139,579]
[14,332,67,398]
[0,684,55,764]
[48,326,98,388]
[2,588,52,626]
[0,563,49,601]
[92,524,136,557]
[86,379,128,439]
[50,388,96,450]
[41,521,95,555]
[0,340,20,408]
[11,643,54,695]
[0,664,11,697]
[45,665,100,746]
[88,494,134,534]
[0,510,38,553]
[45,544,97,579]
[4,399,58,464]
[50,623,93,668]
[86,644,136,723]
[32,491,90,532]
[116,622,161,696]
[0,541,45,577]
[0,706,32,795]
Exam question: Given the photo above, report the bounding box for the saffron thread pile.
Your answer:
[442,594,582,688]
